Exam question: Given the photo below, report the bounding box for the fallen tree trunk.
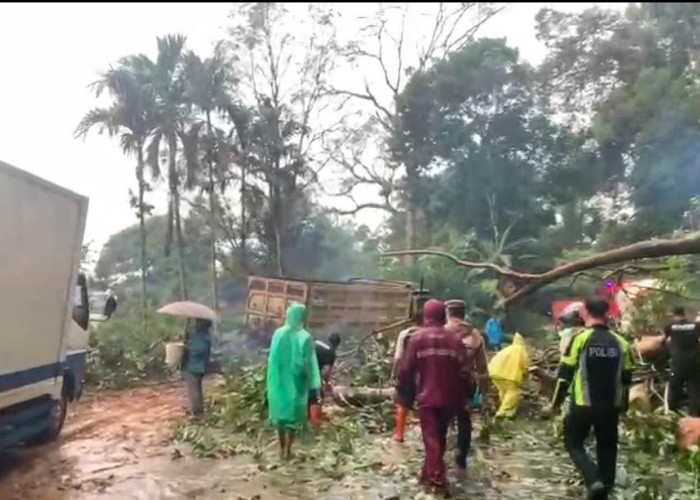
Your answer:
[331,386,394,406]
[383,232,700,306]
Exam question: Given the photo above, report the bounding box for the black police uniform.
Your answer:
[664,319,700,416]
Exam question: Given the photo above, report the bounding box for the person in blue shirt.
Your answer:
[182,318,213,418]
[485,315,505,351]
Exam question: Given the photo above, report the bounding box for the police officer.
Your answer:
[664,306,700,416]
[546,297,634,500]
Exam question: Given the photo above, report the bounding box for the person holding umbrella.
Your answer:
[182,318,213,418]
[157,301,216,419]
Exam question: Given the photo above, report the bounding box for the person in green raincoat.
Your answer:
[266,303,321,460]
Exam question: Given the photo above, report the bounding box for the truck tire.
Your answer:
[26,394,68,446]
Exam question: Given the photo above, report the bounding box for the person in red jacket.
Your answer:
[399,299,472,496]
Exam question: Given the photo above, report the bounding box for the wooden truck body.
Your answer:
[244,276,417,336]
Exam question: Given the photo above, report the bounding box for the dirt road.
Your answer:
[0,382,243,499]
[0,382,579,500]
[0,381,341,500]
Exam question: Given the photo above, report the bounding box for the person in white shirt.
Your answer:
[392,309,423,442]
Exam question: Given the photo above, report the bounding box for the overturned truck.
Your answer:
[243,276,427,340]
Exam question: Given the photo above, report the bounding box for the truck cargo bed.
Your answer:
[244,276,414,335]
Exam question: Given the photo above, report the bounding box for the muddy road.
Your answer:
[0,382,581,500]
[0,382,359,500]
[0,382,261,500]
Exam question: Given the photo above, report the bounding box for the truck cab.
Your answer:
[65,273,90,402]
[0,160,90,450]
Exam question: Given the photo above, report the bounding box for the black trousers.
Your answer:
[669,361,700,416]
[455,410,472,468]
[564,406,619,490]
[184,372,204,416]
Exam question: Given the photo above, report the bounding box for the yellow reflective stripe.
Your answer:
[575,348,591,406]
[562,329,589,367]
[611,332,634,371]
[610,331,633,406]
[565,330,593,405]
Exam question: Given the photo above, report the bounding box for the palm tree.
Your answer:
[128,34,195,300]
[183,44,233,313]
[75,65,155,335]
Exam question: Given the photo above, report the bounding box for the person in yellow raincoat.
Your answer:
[488,333,530,418]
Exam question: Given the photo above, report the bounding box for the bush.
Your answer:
[86,311,182,388]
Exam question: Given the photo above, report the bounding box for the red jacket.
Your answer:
[399,323,471,410]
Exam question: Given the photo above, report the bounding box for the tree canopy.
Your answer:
[79,2,700,325]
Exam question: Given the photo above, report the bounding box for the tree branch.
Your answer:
[383,233,700,307]
[382,249,538,279]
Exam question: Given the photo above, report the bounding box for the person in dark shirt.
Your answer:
[308,332,341,422]
[182,318,213,419]
[316,332,340,390]
[104,291,117,319]
[664,306,700,416]
[547,297,634,500]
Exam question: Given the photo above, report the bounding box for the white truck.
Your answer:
[0,160,89,449]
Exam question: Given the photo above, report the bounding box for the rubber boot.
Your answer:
[588,481,607,500]
[309,404,323,426]
[393,404,407,442]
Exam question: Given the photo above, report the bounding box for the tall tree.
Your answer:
[537,3,700,238]
[391,38,572,253]
[126,34,196,299]
[183,43,234,313]
[225,3,342,276]
[75,65,155,336]
[330,3,502,255]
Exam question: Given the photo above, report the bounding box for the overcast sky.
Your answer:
[0,2,626,255]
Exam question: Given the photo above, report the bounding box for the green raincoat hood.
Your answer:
[284,303,306,330]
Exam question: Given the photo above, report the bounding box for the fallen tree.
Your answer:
[383,232,700,306]
[331,386,394,406]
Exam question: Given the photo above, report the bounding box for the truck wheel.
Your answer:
[26,395,68,446]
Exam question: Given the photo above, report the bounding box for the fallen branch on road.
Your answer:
[331,386,394,407]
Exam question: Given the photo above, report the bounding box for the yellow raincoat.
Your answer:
[488,333,530,418]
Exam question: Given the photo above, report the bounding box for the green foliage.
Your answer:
[86,311,182,388]
[202,364,267,433]
[393,38,567,246]
[625,256,700,336]
[94,213,212,305]
[617,409,699,499]
[172,362,388,467]
[538,3,700,240]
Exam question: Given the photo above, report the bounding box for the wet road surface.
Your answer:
[0,382,580,500]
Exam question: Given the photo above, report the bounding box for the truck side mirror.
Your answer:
[72,274,90,330]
